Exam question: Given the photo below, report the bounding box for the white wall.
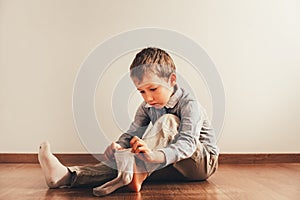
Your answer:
[1,0,299,153]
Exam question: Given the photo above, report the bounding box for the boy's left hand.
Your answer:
[130,136,165,163]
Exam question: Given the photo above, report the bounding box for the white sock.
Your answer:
[93,149,134,196]
[38,141,70,188]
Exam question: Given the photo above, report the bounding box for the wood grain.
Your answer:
[0,163,299,199]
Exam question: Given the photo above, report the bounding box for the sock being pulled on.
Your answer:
[93,149,135,196]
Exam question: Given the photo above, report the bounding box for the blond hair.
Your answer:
[130,47,176,82]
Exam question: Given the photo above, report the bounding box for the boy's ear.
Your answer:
[169,73,177,86]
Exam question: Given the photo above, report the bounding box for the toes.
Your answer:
[39,141,50,150]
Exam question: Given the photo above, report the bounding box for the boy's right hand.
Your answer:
[104,142,123,161]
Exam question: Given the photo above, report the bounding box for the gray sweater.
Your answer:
[116,85,219,167]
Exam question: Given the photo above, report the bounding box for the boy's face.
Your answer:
[132,73,176,109]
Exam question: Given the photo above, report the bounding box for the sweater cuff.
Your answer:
[158,147,176,167]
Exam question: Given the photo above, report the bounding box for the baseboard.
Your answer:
[0,153,103,165]
[218,153,300,164]
[0,153,299,165]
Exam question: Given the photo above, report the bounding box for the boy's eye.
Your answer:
[150,88,157,91]
[139,90,145,94]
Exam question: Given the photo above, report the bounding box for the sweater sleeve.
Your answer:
[116,102,150,148]
[159,100,204,166]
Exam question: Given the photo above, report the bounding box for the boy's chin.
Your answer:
[152,104,164,109]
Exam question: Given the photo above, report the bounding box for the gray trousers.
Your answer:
[68,114,218,187]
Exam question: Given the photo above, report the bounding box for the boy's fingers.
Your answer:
[133,144,150,154]
[130,136,140,148]
[135,146,147,154]
[132,140,146,152]
[130,136,139,146]
[131,143,139,152]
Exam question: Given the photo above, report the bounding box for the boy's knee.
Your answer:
[160,114,180,132]
[146,114,180,148]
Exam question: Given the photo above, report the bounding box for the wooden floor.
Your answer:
[0,163,299,200]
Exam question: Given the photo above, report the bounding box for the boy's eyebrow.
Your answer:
[137,83,156,91]
[136,81,166,91]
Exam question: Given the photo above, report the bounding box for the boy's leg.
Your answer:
[38,141,117,188]
[68,162,117,188]
[173,142,218,181]
[142,114,180,174]
[38,141,72,188]
[142,114,218,181]
[93,149,135,196]
[146,164,186,182]
[142,114,180,151]
[127,114,181,191]
[137,114,218,182]
[69,114,179,193]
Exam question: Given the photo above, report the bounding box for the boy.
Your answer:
[38,47,219,196]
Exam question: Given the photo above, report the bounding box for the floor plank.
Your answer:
[210,164,300,200]
[0,163,299,200]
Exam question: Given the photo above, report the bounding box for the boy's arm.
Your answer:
[159,100,205,166]
[116,102,150,148]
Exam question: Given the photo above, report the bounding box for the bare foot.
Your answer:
[126,162,148,192]
[38,141,71,188]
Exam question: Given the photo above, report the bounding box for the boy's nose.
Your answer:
[144,94,154,102]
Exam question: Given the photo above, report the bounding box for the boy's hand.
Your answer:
[104,142,123,161]
[130,136,166,163]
